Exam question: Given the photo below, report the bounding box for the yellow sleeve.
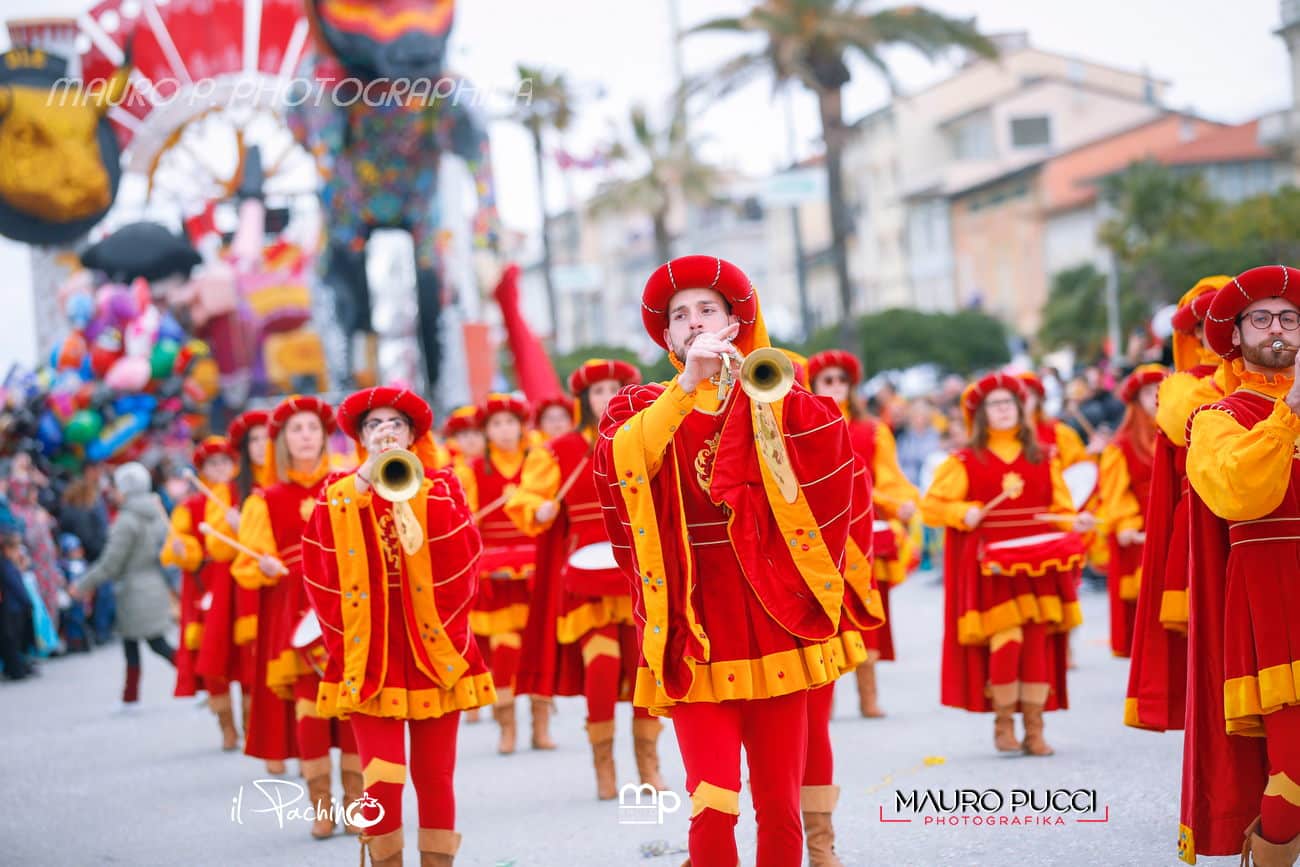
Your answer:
[504,446,562,536]
[634,380,699,479]
[871,424,920,520]
[452,461,477,514]
[1156,372,1222,447]
[202,488,238,563]
[1054,422,1091,468]
[1096,445,1142,535]
[232,493,279,589]
[159,504,203,572]
[1187,400,1300,521]
[920,455,980,530]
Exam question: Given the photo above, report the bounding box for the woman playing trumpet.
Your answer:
[303,386,496,867]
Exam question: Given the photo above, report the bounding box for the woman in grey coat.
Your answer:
[72,463,176,708]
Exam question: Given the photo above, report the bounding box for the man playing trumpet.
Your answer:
[595,255,854,867]
[303,386,496,867]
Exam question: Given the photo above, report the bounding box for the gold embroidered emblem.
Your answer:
[694,433,721,493]
[299,497,314,522]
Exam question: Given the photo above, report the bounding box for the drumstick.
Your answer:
[976,475,1026,522]
[472,490,516,522]
[198,522,289,575]
[1066,407,1096,439]
[185,469,231,514]
[554,456,591,503]
[156,497,206,595]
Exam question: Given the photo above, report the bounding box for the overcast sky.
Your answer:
[0,0,1293,368]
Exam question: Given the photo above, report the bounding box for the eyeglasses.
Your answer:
[1239,310,1300,331]
[362,416,410,434]
[983,398,1018,410]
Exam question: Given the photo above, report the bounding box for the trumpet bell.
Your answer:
[373,448,423,503]
[740,347,796,403]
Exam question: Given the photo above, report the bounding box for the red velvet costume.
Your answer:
[1179,265,1300,864]
[304,386,496,866]
[596,256,853,866]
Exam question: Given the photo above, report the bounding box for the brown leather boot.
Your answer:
[302,756,335,839]
[801,785,844,867]
[993,705,1021,753]
[1243,817,1300,866]
[419,828,461,867]
[855,661,885,718]
[1021,703,1055,756]
[340,752,364,835]
[494,699,517,755]
[530,697,557,750]
[211,693,239,751]
[632,718,667,790]
[361,827,403,866]
[587,720,618,800]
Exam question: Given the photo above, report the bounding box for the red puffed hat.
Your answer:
[192,435,236,468]
[481,393,530,422]
[641,255,760,351]
[533,394,575,419]
[267,395,337,441]
[337,386,434,442]
[443,405,484,437]
[807,350,862,388]
[1119,364,1168,404]
[568,358,641,395]
[1204,265,1300,359]
[1170,275,1232,371]
[960,372,1027,432]
[1016,371,1045,399]
[227,410,270,450]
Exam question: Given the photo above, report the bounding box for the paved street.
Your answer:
[4,572,1238,866]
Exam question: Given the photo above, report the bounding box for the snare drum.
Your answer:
[291,611,328,677]
[980,532,1085,578]
[562,541,626,597]
[871,520,899,561]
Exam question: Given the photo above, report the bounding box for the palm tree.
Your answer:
[686,1,997,328]
[586,104,724,265]
[508,65,576,340]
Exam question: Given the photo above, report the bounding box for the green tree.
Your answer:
[686,1,997,330]
[586,104,724,264]
[1038,264,1147,359]
[509,65,578,339]
[799,307,1010,376]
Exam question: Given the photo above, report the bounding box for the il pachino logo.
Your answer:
[881,789,1110,826]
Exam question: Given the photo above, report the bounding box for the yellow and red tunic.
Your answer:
[1097,436,1153,658]
[923,428,1082,713]
[302,469,497,720]
[193,482,246,686]
[1186,368,1300,736]
[595,379,852,716]
[465,445,535,636]
[833,448,887,675]
[161,493,207,697]
[507,428,631,698]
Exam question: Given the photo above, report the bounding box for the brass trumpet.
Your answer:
[717,346,796,404]
[372,447,423,504]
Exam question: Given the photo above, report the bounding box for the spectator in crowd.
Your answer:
[895,398,944,489]
[0,528,34,680]
[7,473,66,631]
[60,467,114,645]
[71,463,176,711]
[58,534,92,653]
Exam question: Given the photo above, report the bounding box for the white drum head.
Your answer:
[872,520,891,532]
[292,612,322,648]
[199,592,213,612]
[986,532,1067,551]
[1063,463,1099,512]
[568,542,618,572]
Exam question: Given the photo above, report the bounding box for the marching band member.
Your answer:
[1182,265,1300,865]
[228,409,269,727]
[304,386,496,867]
[1124,276,1230,731]
[465,393,548,754]
[508,359,665,801]
[596,255,853,867]
[808,349,918,719]
[1096,365,1166,658]
[160,437,240,749]
[533,394,577,443]
[922,373,1091,756]
[232,398,334,780]
[1019,372,1095,468]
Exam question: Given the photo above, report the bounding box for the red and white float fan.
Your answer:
[73,0,316,212]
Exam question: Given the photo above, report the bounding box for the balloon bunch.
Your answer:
[3,275,223,471]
